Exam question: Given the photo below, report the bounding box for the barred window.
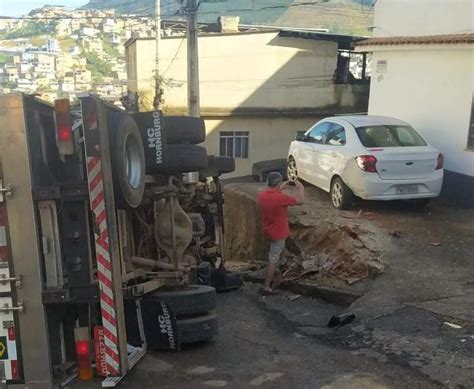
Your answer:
[219,131,249,159]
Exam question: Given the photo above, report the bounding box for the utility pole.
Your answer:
[186,0,200,117]
[153,0,162,110]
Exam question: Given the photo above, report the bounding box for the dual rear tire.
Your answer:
[143,285,218,346]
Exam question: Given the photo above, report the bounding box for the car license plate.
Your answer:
[395,185,419,194]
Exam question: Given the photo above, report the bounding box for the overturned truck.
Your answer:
[0,93,236,388]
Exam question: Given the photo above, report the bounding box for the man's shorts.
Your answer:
[268,239,285,264]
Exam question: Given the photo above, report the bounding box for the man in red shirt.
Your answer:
[258,172,304,294]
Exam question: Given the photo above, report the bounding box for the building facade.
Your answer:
[356,0,474,206]
[126,29,369,177]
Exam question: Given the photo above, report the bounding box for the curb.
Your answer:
[243,272,362,306]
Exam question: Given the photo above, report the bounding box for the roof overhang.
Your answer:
[278,29,368,51]
[354,33,474,51]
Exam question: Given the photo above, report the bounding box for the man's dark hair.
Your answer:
[267,171,283,188]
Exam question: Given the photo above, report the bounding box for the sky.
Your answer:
[0,0,87,17]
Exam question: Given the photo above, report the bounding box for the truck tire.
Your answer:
[211,269,243,292]
[200,156,235,178]
[144,285,217,317]
[149,145,208,175]
[177,313,218,344]
[108,112,145,208]
[162,116,206,144]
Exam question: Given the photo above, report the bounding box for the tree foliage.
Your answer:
[5,21,56,39]
[84,51,112,77]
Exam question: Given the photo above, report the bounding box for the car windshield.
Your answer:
[355,125,427,147]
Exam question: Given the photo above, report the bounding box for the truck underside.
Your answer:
[0,93,236,387]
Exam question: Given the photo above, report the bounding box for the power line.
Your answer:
[0,1,373,21]
[161,36,185,76]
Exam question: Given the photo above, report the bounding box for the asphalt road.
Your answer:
[85,287,442,389]
[74,184,474,389]
[223,182,474,388]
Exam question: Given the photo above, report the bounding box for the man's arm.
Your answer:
[281,180,305,205]
[293,180,305,205]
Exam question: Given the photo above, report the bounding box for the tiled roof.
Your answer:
[355,33,474,47]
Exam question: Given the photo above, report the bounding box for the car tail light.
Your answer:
[74,327,93,381]
[436,153,444,170]
[356,155,377,173]
[54,98,74,154]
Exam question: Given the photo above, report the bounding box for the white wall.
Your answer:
[131,32,340,112]
[373,0,473,37]
[368,47,474,176]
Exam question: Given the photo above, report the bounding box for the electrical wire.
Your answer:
[161,36,185,76]
[0,1,373,20]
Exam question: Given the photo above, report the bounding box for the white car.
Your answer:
[288,116,444,209]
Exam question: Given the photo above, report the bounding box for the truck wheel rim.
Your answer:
[332,182,342,207]
[288,160,297,181]
[124,134,142,189]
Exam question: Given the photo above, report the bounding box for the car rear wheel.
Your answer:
[331,177,353,210]
[287,158,298,182]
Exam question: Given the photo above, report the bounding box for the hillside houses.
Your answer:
[0,6,138,102]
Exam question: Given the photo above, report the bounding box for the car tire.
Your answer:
[331,177,354,210]
[108,112,146,208]
[177,313,218,344]
[200,156,235,178]
[144,285,217,318]
[162,116,206,144]
[149,144,208,175]
[287,157,298,182]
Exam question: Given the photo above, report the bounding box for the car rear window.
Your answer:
[355,125,427,147]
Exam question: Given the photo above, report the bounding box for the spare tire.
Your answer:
[177,313,218,344]
[200,156,235,178]
[162,116,206,144]
[108,112,145,208]
[252,159,288,182]
[144,285,216,317]
[148,144,208,175]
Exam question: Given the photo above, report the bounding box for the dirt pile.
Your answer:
[223,184,386,288]
[280,221,385,288]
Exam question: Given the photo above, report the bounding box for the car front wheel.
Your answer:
[331,177,354,210]
[287,158,298,182]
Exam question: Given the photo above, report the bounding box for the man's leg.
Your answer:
[264,262,277,291]
[264,240,285,292]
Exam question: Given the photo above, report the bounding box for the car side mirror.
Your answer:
[296,133,306,142]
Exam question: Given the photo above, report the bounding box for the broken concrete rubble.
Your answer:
[224,184,386,289]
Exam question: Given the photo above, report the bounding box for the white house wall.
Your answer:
[373,0,473,37]
[368,47,473,177]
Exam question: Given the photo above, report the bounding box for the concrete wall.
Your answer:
[373,0,473,37]
[127,32,370,114]
[204,116,322,177]
[223,184,267,263]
